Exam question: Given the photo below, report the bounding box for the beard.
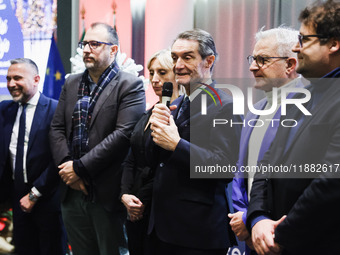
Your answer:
[9,89,24,103]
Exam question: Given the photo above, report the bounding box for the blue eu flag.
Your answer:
[43,37,65,100]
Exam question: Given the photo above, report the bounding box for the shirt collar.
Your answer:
[22,91,40,107]
[188,78,213,102]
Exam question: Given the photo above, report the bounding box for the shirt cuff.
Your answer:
[242,210,247,224]
[31,187,42,197]
[251,215,270,229]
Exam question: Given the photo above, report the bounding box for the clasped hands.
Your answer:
[228,211,286,255]
[58,161,88,195]
[121,194,145,222]
[149,103,180,151]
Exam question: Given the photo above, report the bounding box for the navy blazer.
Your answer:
[146,84,242,250]
[0,93,60,211]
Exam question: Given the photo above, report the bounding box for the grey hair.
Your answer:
[255,26,299,58]
[174,28,218,72]
[10,58,39,74]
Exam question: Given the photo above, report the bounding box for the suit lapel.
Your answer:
[240,100,267,166]
[90,78,118,127]
[27,94,48,155]
[173,96,189,127]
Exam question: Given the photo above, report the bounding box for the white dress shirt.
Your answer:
[9,92,41,196]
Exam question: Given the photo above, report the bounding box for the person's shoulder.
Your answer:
[38,93,58,108]
[214,88,234,106]
[0,100,14,109]
[172,95,184,106]
[117,70,142,83]
[65,73,83,83]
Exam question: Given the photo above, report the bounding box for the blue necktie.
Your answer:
[15,104,27,184]
[177,97,190,119]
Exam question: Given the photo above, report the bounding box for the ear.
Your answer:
[204,55,215,69]
[34,74,40,87]
[110,45,119,57]
[329,38,340,54]
[285,57,297,75]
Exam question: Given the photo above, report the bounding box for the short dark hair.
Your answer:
[90,22,119,46]
[10,58,39,74]
[299,0,340,44]
[174,28,218,72]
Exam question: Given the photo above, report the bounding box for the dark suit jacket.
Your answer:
[0,93,60,211]
[49,70,145,213]
[121,108,154,211]
[146,84,241,250]
[233,79,305,225]
[247,68,340,254]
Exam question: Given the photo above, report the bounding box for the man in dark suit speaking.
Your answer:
[0,58,66,255]
[247,1,340,254]
[146,29,241,255]
[49,22,145,255]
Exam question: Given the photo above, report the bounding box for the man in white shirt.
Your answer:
[0,58,66,255]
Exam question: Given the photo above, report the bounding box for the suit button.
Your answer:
[160,163,164,167]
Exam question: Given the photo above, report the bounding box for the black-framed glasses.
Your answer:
[78,40,114,50]
[298,34,328,47]
[247,55,288,68]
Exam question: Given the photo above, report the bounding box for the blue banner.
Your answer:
[0,0,24,96]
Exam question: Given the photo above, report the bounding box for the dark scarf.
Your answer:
[71,61,120,159]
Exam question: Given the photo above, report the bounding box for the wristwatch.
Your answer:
[29,191,39,202]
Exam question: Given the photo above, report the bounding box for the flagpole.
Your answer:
[112,0,117,31]
[80,5,86,41]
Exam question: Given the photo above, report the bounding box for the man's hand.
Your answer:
[150,115,180,151]
[69,179,88,195]
[149,103,177,125]
[251,216,286,255]
[228,211,250,241]
[19,194,36,213]
[121,194,145,222]
[149,103,180,151]
[58,160,80,185]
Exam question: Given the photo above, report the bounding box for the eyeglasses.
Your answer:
[78,40,114,50]
[298,34,328,47]
[247,55,288,68]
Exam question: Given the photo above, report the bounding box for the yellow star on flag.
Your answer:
[46,67,50,76]
[54,71,62,81]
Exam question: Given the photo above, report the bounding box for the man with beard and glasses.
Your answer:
[49,22,145,255]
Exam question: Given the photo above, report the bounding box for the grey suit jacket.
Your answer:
[49,70,145,212]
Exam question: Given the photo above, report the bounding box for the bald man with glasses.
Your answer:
[49,22,145,255]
